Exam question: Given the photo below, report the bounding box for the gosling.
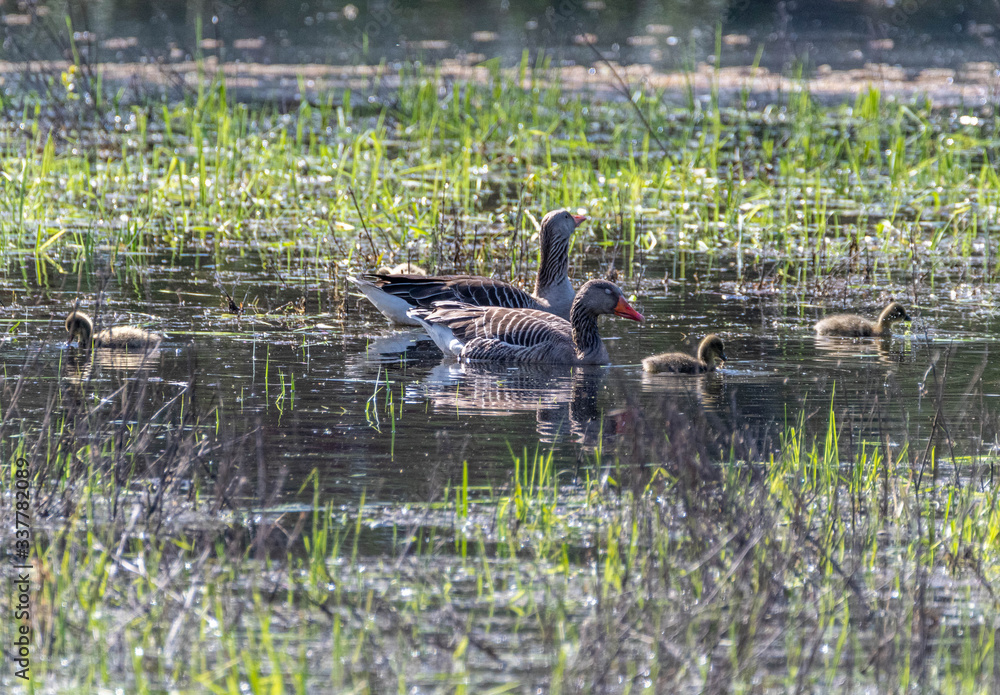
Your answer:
[814,302,911,337]
[65,311,163,350]
[642,334,727,374]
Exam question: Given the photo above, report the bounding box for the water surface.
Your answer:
[5,251,999,509]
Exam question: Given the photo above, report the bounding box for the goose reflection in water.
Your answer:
[356,329,443,364]
[409,361,610,447]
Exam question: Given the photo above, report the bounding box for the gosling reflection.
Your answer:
[813,334,908,365]
[63,345,162,384]
[410,362,608,446]
[640,367,725,412]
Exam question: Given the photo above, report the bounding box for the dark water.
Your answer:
[4,250,1000,509]
[9,1,999,73]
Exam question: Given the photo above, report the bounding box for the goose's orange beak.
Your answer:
[571,214,587,227]
[613,296,644,322]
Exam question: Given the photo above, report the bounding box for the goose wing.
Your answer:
[366,273,543,310]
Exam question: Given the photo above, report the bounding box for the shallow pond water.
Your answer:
[5,250,1000,509]
[10,1,997,75]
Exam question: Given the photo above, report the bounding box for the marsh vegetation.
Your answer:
[3,7,1000,691]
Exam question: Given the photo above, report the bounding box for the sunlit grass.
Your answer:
[2,60,998,292]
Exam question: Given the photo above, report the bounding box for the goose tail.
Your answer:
[348,276,422,326]
[407,306,465,357]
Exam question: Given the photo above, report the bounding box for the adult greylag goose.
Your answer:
[65,310,163,350]
[642,335,727,374]
[814,302,910,337]
[408,279,643,365]
[350,209,584,325]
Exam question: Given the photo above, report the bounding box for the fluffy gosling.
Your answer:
[642,334,727,374]
[65,311,163,350]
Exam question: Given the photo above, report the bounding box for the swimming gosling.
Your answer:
[65,311,163,350]
[814,302,911,337]
[642,334,727,374]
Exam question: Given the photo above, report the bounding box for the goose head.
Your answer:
[540,209,587,244]
[573,279,644,322]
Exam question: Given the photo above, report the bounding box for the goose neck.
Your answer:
[570,305,602,360]
[535,231,569,295]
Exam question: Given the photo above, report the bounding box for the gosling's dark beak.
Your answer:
[720,352,728,362]
[571,214,587,228]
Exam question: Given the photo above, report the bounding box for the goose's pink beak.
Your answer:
[571,214,587,227]
[613,296,644,322]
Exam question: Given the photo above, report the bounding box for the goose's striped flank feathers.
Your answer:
[410,302,575,363]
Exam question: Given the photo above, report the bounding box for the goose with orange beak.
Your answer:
[408,279,643,365]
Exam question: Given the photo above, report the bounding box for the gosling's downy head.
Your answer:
[65,311,94,346]
[879,302,911,325]
[698,334,727,367]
